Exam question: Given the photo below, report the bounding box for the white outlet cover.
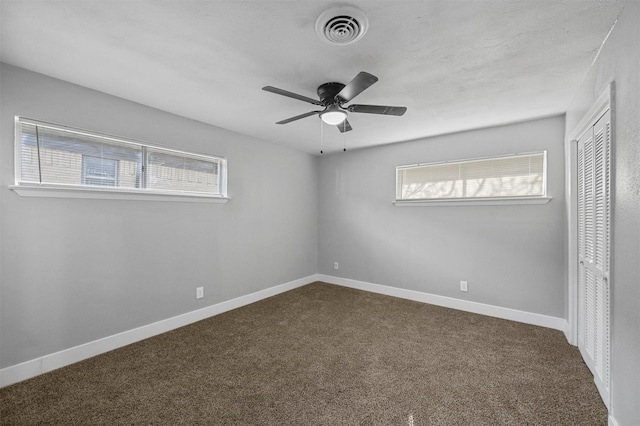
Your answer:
[334,262,339,270]
[460,281,468,292]
[196,287,204,299]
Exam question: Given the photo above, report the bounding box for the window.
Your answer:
[13,117,227,201]
[395,151,549,205]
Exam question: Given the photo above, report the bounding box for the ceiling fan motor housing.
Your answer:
[317,82,346,105]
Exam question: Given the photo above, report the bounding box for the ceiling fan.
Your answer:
[262,71,407,133]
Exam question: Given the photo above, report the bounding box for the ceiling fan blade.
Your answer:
[276,110,320,125]
[262,86,321,105]
[348,104,407,116]
[337,119,353,133]
[335,72,378,103]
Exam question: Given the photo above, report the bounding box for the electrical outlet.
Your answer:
[334,262,339,270]
[196,287,204,299]
[460,281,468,292]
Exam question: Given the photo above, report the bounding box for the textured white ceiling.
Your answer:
[0,1,623,154]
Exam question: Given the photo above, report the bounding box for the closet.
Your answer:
[576,107,611,406]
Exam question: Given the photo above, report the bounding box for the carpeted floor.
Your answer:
[1,282,606,425]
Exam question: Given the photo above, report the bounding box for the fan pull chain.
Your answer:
[342,122,347,152]
[320,119,324,154]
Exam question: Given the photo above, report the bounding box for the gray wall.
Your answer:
[318,115,566,318]
[565,2,640,423]
[0,63,318,368]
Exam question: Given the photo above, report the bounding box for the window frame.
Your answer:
[394,151,552,206]
[11,116,229,203]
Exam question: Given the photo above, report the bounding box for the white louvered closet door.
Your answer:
[577,109,611,407]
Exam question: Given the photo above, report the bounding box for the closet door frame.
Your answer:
[565,82,613,405]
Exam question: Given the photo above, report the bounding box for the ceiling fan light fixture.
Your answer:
[320,105,347,125]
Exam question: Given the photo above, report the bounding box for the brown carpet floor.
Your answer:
[1,282,606,425]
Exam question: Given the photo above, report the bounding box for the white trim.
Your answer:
[560,320,571,343]
[318,274,568,332]
[566,83,612,347]
[393,196,552,207]
[0,275,315,388]
[9,184,230,203]
[608,414,620,426]
[565,137,579,346]
[567,85,612,142]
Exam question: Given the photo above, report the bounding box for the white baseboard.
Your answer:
[560,319,572,343]
[0,275,316,388]
[1,273,570,388]
[318,274,569,332]
[608,414,620,426]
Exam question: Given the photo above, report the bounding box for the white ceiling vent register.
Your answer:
[315,6,369,45]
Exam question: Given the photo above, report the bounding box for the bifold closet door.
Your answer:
[577,109,611,406]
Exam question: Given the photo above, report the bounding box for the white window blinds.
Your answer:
[15,117,227,198]
[396,152,546,201]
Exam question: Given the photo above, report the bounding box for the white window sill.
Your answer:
[9,184,230,203]
[393,196,552,207]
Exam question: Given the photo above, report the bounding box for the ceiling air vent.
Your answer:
[315,6,368,45]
